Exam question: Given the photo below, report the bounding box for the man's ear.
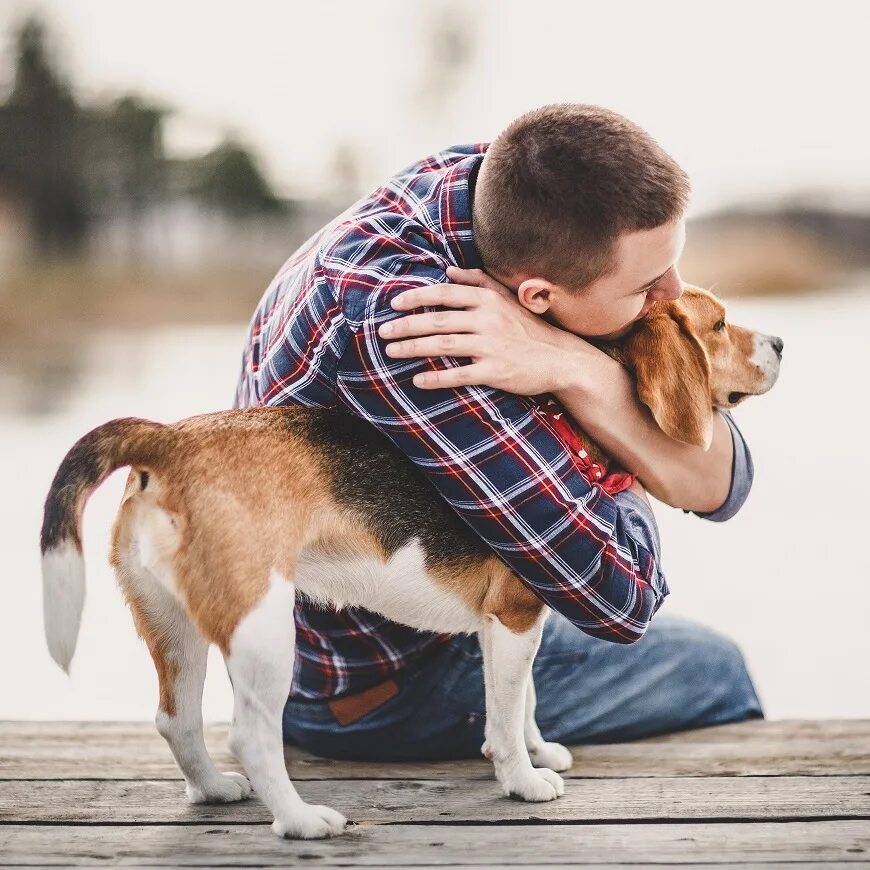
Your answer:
[624,304,714,449]
[516,278,556,314]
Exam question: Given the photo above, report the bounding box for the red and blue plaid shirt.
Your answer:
[233,144,675,700]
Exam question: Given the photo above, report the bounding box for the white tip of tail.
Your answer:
[42,540,86,674]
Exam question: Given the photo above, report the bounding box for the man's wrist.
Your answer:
[549,338,623,400]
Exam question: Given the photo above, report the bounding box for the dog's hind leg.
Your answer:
[225,570,347,840]
[127,587,252,804]
[523,670,574,773]
[480,610,564,801]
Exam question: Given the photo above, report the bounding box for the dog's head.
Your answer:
[613,285,783,450]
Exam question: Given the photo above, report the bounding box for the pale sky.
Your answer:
[2,0,868,215]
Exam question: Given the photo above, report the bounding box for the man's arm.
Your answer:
[551,343,736,513]
[335,271,670,644]
[690,410,754,521]
[378,266,748,517]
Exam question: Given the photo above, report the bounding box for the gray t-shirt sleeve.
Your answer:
[689,409,754,522]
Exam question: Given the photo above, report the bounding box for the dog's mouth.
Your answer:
[728,391,749,405]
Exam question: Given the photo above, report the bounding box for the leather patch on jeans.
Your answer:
[327,678,400,726]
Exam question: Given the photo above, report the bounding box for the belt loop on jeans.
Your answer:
[327,677,401,726]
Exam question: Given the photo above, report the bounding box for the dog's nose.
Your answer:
[771,336,784,359]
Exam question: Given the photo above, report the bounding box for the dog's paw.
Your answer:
[528,741,573,772]
[501,766,564,802]
[272,803,348,839]
[185,771,252,804]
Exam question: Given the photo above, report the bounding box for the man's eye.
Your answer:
[713,319,726,332]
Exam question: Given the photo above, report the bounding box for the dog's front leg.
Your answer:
[225,574,347,839]
[480,611,564,801]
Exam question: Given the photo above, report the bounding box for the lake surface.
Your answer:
[2,285,868,721]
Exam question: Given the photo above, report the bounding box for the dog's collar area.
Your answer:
[532,396,635,496]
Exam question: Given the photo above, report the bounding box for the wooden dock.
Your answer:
[1,719,868,866]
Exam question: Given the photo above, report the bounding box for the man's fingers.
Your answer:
[384,333,483,360]
[378,309,475,339]
[445,266,487,286]
[446,266,513,298]
[391,283,481,311]
[412,362,489,390]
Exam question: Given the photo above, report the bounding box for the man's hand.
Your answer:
[378,266,601,394]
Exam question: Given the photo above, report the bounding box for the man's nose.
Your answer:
[649,268,683,301]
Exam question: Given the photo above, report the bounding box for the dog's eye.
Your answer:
[713,319,726,332]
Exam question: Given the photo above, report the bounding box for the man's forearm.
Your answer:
[551,343,733,512]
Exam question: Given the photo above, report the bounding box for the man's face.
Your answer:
[545,218,687,340]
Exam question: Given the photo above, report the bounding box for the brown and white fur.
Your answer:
[40,285,782,839]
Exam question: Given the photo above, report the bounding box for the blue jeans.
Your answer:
[282,613,764,761]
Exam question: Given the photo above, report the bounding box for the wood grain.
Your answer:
[1,821,867,866]
[2,719,867,780]
[1,775,867,825]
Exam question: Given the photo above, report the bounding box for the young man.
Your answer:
[233,104,762,761]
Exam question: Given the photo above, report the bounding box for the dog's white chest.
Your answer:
[293,537,482,634]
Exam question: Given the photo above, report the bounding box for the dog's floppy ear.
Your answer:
[624,303,714,449]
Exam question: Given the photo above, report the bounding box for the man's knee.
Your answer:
[662,617,764,725]
[534,612,763,739]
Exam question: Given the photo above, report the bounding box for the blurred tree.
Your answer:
[0,15,294,267]
[1,16,88,252]
[109,96,166,208]
[81,95,168,216]
[188,138,287,216]
[8,16,73,105]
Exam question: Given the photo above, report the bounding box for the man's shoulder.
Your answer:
[263,143,486,332]
[318,144,487,324]
[388,143,489,188]
[319,222,449,331]
[323,143,485,257]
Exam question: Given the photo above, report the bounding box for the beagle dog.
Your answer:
[40,285,782,839]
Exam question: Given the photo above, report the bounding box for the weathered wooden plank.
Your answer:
[1,776,867,825]
[2,720,867,780]
[0,821,867,865]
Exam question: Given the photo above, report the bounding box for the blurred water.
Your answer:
[2,286,868,722]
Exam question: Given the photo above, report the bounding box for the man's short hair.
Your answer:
[473,104,691,290]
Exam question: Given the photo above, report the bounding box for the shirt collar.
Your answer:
[437,149,486,271]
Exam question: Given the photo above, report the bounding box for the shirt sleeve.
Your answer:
[689,410,754,522]
[614,489,662,566]
[334,266,669,644]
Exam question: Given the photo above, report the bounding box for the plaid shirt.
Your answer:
[234,143,676,700]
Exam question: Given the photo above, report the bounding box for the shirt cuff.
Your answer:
[690,409,755,523]
[613,489,671,613]
[614,489,662,566]
[613,489,669,610]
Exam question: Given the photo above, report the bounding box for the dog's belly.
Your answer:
[293,537,484,635]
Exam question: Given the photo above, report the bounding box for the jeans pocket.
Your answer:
[285,637,486,761]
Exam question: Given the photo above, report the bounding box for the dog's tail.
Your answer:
[40,417,169,673]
